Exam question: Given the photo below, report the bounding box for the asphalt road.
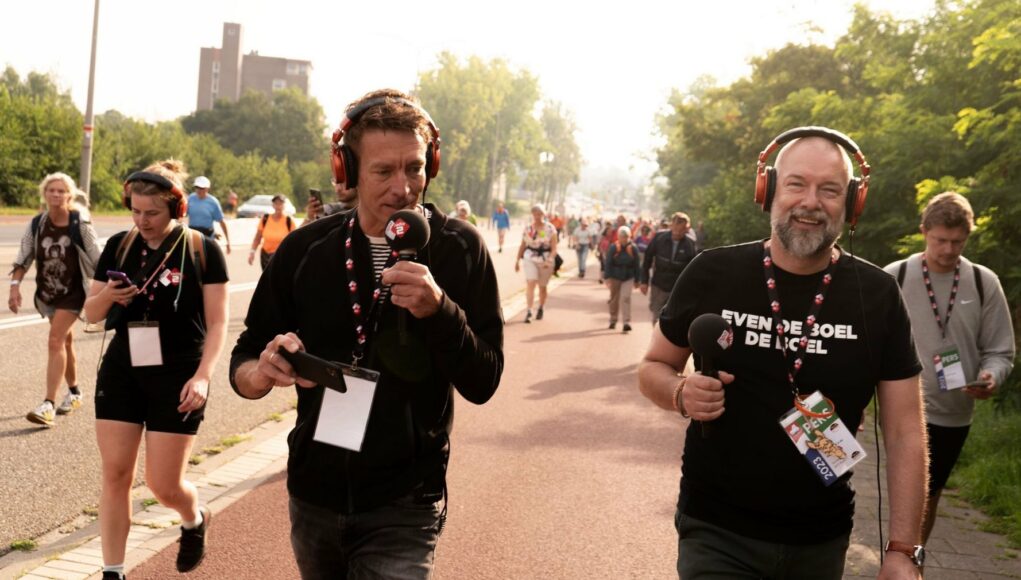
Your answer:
[0,214,547,554]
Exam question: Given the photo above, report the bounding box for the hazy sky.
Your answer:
[1,0,936,177]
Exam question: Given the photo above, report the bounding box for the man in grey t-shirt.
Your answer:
[884,191,1015,543]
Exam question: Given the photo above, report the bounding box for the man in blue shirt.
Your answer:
[186,176,231,253]
[491,201,511,253]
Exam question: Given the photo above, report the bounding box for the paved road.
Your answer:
[0,214,550,555]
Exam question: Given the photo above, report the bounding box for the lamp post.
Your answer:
[79,0,100,194]
[539,151,554,206]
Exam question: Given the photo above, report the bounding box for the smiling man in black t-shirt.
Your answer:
[638,130,927,579]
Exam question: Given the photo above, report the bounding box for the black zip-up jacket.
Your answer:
[640,230,698,291]
[230,205,504,514]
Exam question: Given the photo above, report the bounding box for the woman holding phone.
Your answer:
[83,160,229,579]
[9,172,101,427]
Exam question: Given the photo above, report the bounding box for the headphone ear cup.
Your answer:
[846,177,868,226]
[425,142,435,180]
[331,144,347,188]
[762,167,777,212]
[341,145,359,189]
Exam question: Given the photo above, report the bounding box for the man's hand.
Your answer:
[255,333,317,390]
[640,283,649,296]
[8,286,21,314]
[877,551,922,580]
[514,260,521,273]
[965,370,997,400]
[382,261,444,318]
[305,198,323,221]
[680,371,735,421]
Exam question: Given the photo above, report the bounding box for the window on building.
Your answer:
[287,62,299,75]
[272,79,287,90]
[212,61,220,73]
[300,64,309,75]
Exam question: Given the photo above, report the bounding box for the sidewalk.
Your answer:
[5,265,1021,579]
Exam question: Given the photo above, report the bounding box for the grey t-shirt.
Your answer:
[885,254,1015,427]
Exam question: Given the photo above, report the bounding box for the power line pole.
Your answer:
[79,0,100,194]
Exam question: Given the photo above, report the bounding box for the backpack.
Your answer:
[31,211,85,252]
[114,227,207,287]
[261,213,294,231]
[897,259,983,307]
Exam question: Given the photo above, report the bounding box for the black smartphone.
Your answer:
[278,349,347,393]
[106,270,132,287]
[308,188,322,204]
[963,379,992,389]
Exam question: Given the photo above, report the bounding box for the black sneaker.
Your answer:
[102,572,125,580]
[177,506,211,573]
[622,324,632,332]
[524,310,532,324]
[609,322,616,330]
[536,307,544,320]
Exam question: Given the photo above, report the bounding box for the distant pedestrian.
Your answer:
[186,176,231,253]
[603,226,640,332]
[596,222,615,284]
[249,195,296,270]
[84,160,229,578]
[9,173,101,427]
[455,199,478,226]
[515,203,558,323]
[491,201,511,253]
[641,212,699,325]
[226,190,239,217]
[571,219,598,278]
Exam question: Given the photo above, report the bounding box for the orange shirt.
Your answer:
[258,214,294,254]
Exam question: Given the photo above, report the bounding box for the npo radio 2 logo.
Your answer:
[386,218,409,241]
[717,328,734,351]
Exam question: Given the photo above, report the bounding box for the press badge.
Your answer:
[934,346,967,391]
[779,391,866,486]
[313,365,380,452]
[127,321,163,367]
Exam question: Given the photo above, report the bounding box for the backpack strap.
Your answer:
[261,214,269,228]
[287,216,293,231]
[115,228,141,269]
[973,263,984,307]
[896,260,907,288]
[187,228,206,288]
[68,210,85,251]
[30,213,43,238]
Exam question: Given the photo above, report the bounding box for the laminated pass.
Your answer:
[779,391,866,486]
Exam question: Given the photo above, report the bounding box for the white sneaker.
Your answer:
[56,392,83,415]
[26,401,55,427]
[83,321,104,333]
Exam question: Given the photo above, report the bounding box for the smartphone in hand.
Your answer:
[106,270,133,287]
[278,349,347,393]
[964,379,992,389]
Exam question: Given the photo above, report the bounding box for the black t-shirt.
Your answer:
[36,220,85,309]
[660,241,921,544]
[95,227,229,364]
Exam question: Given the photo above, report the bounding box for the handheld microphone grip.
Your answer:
[384,210,430,346]
[687,313,734,438]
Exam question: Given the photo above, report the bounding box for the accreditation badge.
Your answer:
[779,391,866,487]
[127,321,163,367]
[313,365,380,452]
[934,345,967,391]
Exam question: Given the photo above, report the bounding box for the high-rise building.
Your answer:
[196,22,311,111]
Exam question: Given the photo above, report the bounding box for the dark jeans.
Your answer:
[926,422,971,495]
[676,512,850,579]
[575,244,590,274]
[259,249,274,271]
[289,492,443,580]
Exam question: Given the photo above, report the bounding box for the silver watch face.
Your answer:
[912,545,925,566]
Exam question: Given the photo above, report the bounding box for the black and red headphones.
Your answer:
[754,126,871,227]
[122,171,188,219]
[330,97,442,190]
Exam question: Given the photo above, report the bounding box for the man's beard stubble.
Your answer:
[772,208,843,259]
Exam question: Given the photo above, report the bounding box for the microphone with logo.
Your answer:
[384,209,431,345]
[687,313,735,438]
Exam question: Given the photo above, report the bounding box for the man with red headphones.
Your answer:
[638,128,927,579]
[229,89,504,578]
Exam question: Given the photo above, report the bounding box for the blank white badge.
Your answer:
[128,323,164,367]
[313,374,378,452]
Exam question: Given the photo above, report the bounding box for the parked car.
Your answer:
[236,194,297,218]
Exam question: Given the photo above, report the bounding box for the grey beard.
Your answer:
[772,211,842,259]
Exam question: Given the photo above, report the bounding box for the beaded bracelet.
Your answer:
[672,376,689,418]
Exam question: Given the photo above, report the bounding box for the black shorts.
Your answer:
[926,423,971,496]
[95,351,207,435]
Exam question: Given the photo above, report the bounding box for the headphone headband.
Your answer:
[756,126,871,182]
[123,171,187,218]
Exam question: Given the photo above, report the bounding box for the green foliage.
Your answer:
[0,66,81,206]
[9,539,36,551]
[949,402,1021,547]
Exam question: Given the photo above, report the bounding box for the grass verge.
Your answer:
[948,402,1021,548]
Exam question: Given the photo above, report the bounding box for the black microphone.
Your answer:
[687,313,734,437]
[384,209,431,345]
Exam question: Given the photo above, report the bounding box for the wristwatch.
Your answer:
[9,280,20,287]
[885,540,925,567]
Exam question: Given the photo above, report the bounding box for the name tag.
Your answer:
[127,321,163,367]
[313,365,380,452]
[934,346,967,391]
[779,391,866,486]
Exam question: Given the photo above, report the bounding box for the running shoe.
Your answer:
[56,392,83,415]
[26,401,55,427]
[177,506,211,572]
[524,310,532,324]
[536,307,544,320]
[623,324,632,333]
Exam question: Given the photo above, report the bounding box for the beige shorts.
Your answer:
[522,257,554,285]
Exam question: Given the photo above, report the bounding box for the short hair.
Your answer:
[343,89,434,159]
[671,212,690,224]
[125,159,188,209]
[774,136,854,185]
[922,192,974,233]
[38,172,76,205]
[531,203,546,215]
[272,194,285,203]
[617,225,632,238]
[456,199,471,214]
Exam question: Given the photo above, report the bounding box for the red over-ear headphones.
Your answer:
[754,126,871,227]
[330,97,441,190]
[123,171,188,219]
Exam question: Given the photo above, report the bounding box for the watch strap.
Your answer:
[885,540,923,566]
